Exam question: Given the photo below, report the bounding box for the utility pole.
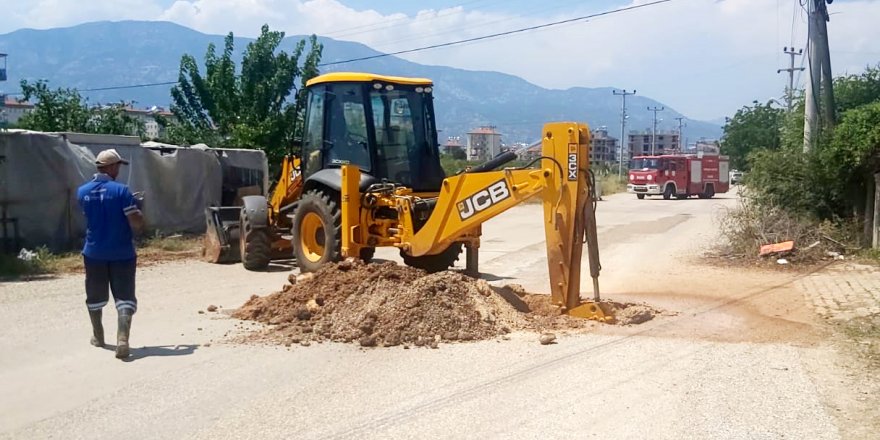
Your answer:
[777,47,804,112]
[613,89,636,178]
[0,53,6,131]
[648,106,664,155]
[804,0,835,153]
[674,117,686,151]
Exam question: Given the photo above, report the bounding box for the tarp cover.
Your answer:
[0,131,267,252]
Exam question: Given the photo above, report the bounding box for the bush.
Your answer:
[718,196,857,262]
[599,173,626,197]
[745,146,846,219]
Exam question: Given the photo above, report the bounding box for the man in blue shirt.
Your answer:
[77,149,145,359]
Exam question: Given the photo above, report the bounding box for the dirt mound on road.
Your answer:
[233,260,526,347]
[233,260,664,348]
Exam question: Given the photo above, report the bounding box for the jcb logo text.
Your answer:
[457,180,511,220]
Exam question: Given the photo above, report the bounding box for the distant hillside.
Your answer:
[0,20,721,143]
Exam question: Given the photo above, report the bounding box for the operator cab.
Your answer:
[301,73,446,192]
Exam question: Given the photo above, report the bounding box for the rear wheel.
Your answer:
[240,211,271,271]
[636,194,645,200]
[663,185,674,200]
[401,243,463,273]
[699,185,715,199]
[292,190,341,273]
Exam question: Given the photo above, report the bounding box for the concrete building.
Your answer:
[590,128,617,165]
[466,126,503,161]
[517,140,542,162]
[441,136,465,157]
[1,97,34,126]
[124,106,174,140]
[1,99,174,139]
[694,139,720,154]
[627,130,680,157]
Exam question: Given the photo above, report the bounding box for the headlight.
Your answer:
[647,175,653,181]
[629,174,634,180]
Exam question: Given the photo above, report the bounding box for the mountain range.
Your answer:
[0,20,722,143]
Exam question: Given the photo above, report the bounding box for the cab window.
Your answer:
[325,83,371,171]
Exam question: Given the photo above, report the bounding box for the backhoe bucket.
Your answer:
[567,301,614,322]
[203,206,242,264]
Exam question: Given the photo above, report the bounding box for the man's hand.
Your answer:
[132,191,145,209]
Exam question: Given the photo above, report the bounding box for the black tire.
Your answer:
[699,184,715,199]
[359,247,375,263]
[636,194,645,200]
[663,185,674,200]
[292,190,341,273]
[240,212,271,271]
[401,243,463,273]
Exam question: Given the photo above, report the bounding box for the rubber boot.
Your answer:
[115,309,133,359]
[89,310,104,347]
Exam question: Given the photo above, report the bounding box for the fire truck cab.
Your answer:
[627,153,729,200]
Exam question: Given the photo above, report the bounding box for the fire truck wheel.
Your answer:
[663,185,674,200]
[699,185,715,199]
[636,194,645,200]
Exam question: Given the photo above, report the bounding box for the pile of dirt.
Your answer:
[233,259,664,348]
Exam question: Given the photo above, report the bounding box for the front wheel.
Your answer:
[240,210,271,271]
[292,190,341,273]
[663,185,674,200]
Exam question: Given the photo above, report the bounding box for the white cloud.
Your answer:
[1,0,878,120]
[0,0,164,30]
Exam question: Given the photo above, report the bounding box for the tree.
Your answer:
[170,25,323,165]
[17,80,90,132]
[17,80,145,137]
[720,100,784,170]
[834,64,880,116]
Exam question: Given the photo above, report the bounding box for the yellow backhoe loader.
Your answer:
[208,72,609,319]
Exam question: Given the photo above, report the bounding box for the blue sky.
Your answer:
[0,0,877,121]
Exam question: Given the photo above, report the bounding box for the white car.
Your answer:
[730,170,744,185]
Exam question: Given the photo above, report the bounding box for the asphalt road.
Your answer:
[0,188,846,439]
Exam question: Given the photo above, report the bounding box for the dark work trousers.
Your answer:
[84,257,137,313]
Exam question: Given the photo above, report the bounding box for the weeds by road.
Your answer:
[841,316,880,369]
[599,174,626,197]
[0,234,203,279]
[716,197,863,265]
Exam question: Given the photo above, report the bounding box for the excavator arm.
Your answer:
[340,122,608,320]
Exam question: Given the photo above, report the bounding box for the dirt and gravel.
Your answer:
[232,259,662,348]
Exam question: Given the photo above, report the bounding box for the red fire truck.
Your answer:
[627,152,730,200]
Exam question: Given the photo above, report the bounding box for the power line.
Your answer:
[7,80,177,96]
[319,0,674,67]
[6,1,674,96]
[79,81,177,92]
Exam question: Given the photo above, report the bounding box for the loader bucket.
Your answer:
[203,206,242,264]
